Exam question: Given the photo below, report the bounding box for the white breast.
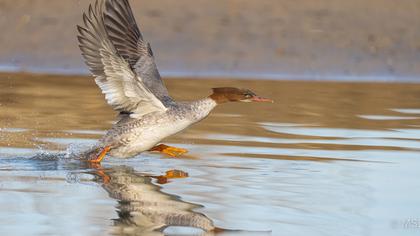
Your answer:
[110,98,217,158]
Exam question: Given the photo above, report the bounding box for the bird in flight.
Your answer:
[77,0,272,163]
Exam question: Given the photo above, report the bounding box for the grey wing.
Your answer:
[77,0,167,118]
[103,0,173,105]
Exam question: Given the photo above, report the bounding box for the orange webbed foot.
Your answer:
[155,170,189,184]
[95,169,111,184]
[149,144,188,157]
[85,162,111,184]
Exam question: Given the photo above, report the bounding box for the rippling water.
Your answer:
[1,72,420,235]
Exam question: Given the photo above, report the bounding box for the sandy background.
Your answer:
[0,0,420,80]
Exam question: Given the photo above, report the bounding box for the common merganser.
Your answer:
[77,0,272,162]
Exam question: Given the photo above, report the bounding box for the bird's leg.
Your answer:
[95,169,111,184]
[87,146,111,163]
[86,162,111,184]
[149,144,188,157]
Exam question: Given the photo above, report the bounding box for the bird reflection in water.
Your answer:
[87,164,221,235]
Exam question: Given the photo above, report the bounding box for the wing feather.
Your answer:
[103,0,172,104]
[77,0,167,117]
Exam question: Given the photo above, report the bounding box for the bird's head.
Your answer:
[210,87,273,104]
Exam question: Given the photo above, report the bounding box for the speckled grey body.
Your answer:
[100,98,217,158]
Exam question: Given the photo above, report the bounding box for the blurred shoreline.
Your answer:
[0,0,419,82]
[9,65,419,83]
[1,65,419,83]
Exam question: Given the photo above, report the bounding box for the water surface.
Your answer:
[1,72,420,235]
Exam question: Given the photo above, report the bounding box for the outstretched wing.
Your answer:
[77,0,168,118]
[103,0,172,104]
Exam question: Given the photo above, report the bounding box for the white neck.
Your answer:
[188,97,217,122]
